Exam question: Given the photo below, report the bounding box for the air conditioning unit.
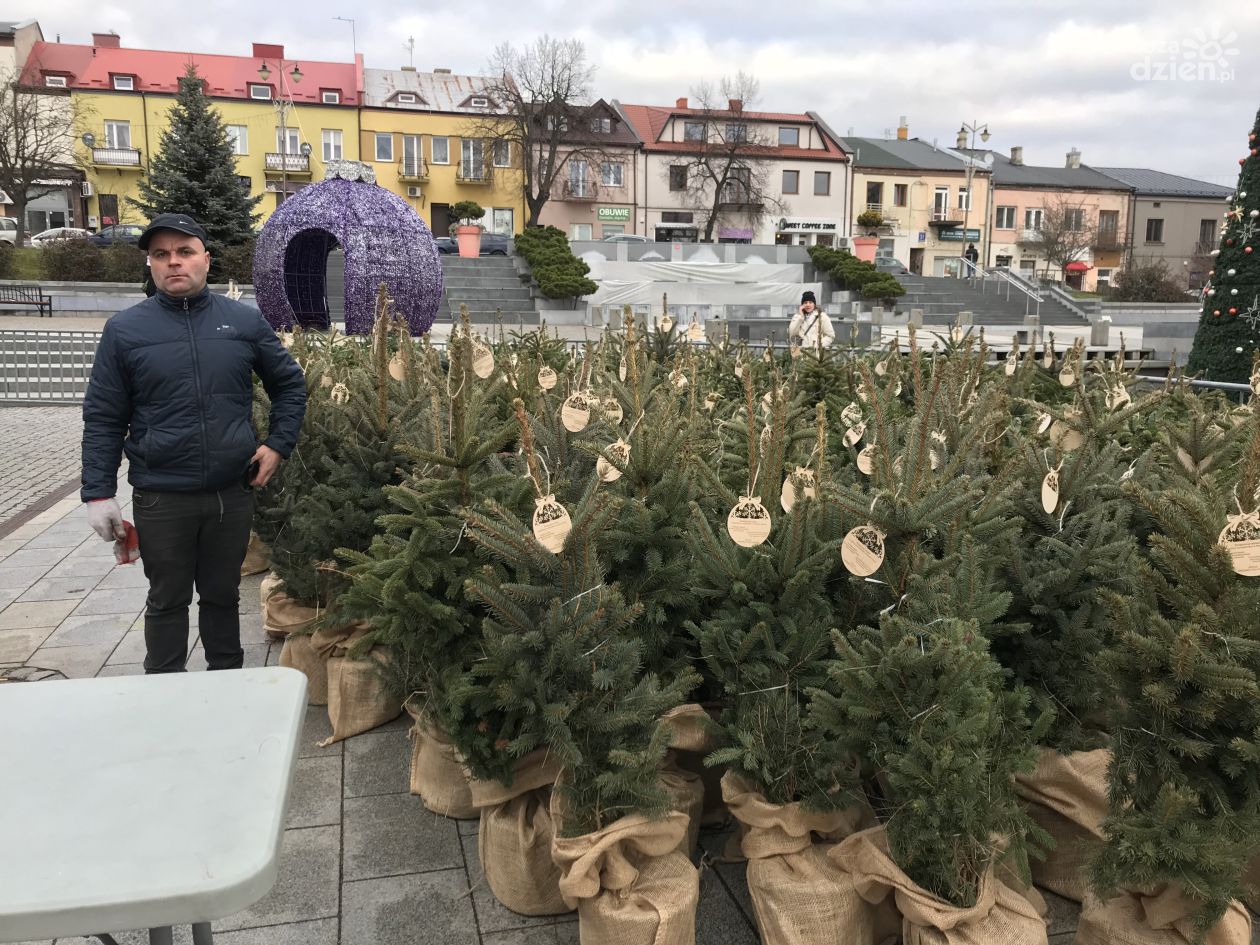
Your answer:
[265,180,281,192]
[81,181,94,197]
[406,186,423,198]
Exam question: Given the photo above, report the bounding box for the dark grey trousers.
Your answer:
[132,485,254,673]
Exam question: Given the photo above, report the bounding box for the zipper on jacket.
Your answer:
[184,298,210,490]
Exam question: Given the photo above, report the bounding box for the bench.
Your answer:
[0,283,52,317]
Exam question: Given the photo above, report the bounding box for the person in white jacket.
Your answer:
[788,291,835,350]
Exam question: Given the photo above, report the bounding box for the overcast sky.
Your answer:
[23,0,1260,186]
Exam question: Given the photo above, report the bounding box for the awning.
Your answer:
[1065,261,1091,272]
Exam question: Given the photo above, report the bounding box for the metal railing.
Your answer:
[976,266,1042,319]
[397,159,428,180]
[563,178,597,199]
[456,164,493,184]
[91,147,142,167]
[264,153,310,172]
[0,330,100,402]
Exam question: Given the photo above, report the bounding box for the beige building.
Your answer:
[841,130,992,276]
[615,98,850,245]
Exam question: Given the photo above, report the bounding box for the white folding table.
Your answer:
[0,667,307,944]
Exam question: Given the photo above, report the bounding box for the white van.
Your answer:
[0,217,17,245]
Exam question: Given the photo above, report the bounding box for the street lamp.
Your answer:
[956,120,990,275]
[259,60,304,202]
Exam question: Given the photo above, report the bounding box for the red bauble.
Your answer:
[1230,307,1238,315]
[1247,246,1254,254]
[1253,149,1259,156]
[1214,309,1222,316]
[1227,239,1235,246]
[1243,158,1250,165]
[1253,133,1259,141]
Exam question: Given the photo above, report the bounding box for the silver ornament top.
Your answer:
[324,159,377,184]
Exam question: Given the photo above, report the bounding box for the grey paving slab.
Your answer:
[0,406,84,528]
[695,865,759,945]
[28,640,116,678]
[555,920,579,944]
[215,825,341,931]
[106,629,150,665]
[0,589,19,611]
[0,565,51,591]
[343,792,464,881]
[20,529,92,550]
[95,565,152,589]
[186,641,268,672]
[699,829,754,925]
[213,918,339,945]
[1043,888,1079,936]
[3,547,73,570]
[459,816,480,837]
[17,576,100,602]
[0,625,56,662]
[94,661,145,677]
[483,925,573,945]
[460,830,564,934]
[43,556,117,580]
[344,729,411,798]
[286,755,342,829]
[42,613,131,648]
[72,586,151,616]
[341,869,479,945]
[0,538,24,558]
[238,611,267,644]
[300,703,340,759]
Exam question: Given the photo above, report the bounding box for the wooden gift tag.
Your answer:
[929,430,947,470]
[532,495,572,554]
[875,359,888,377]
[704,392,720,412]
[1105,386,1130,411]
[734,361,744,380]
[619,356,628,383]
[561,392,591,432]
[330,382,350,405]
[671,369,689,389]
[538,365,558,390]
[843,422,866,448]
[1219,513,1260,576]
[602,396,624,425]
[659,314,675,333]
[388,354,406,381]
[727,496,772,547]
[472,341,495,379]
[1041,465,1061,514]
[1035,413,1053,435]
[1051,413,1084,452]
[780,467,817,513]
[1005,348,1018,376]
[841,525,886,577]
[1058,362,1076,388]
[596,439,631,483]
[687,322,704,342]
[320,373,333,388]
[761,391,774,415]
[856,443,877,476]
[840,402,863,427]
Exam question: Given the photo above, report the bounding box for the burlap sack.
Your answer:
[321,645,402,746]
[551,805,699,945]
[660,757,704,858]
[661,703,728,827]
[1242,856,1260,913]
[261,574,321,639]
[1075,888,1252,945]
[833,827,1048,945]
[241,532,271,576]
[471,750,570,916]
[279,632,329,706]
[406,705,477,819]
[1013,747,1109,902]
[724,773,897,945]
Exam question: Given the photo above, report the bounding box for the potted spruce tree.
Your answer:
[451,200,486,258]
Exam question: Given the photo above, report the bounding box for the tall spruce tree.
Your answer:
[1187,105,1260,383]
[132,65,261,265]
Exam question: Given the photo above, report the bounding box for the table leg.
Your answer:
[192,922,214,944]
[148,928,173,945]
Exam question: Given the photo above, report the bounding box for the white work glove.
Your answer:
[87,498,126,542]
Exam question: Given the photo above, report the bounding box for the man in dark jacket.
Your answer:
[81,213,307,673]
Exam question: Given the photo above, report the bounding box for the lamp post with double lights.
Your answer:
[258,59,307,204]
[955,120,990,275]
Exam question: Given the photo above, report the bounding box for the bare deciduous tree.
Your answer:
[0,69,86,243]
[1018,194,1098,280]
[467,36,612,226]
[668,72,785,243]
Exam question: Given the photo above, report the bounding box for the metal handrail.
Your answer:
[983,267,1041,319]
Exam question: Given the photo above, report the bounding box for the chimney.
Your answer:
[1066,147,1082,169]
[1010,146,1024,166]
[897,116,908,140]
[401,66,417,72]
[252,43,284,60]
[92,32,120,48]
[433,68,452,74]
[676,96,688,109]
[727,97,742,112]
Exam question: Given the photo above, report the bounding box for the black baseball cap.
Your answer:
[138,213,208,250]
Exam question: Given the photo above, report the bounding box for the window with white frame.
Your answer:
[104,120,131,149]
[572,223,593,240]
[567,159,590,196]
[601,162,623,187]
[492,140,511,167]
[402,135,422,175]
[249,84,272,100]
[1064,208,1084,231]
[112,75,134,91]
[321,90,340,104]
[375,133,393,162]
[1024,208,1044,231]
[957,186,971,210]
[470,96,489,108]
[276,127,299,154]
[590,117,612,133]
[995,206,1016,229]
[461,139,485,177]
[225,125,248,156]
[397,93,417,104]
[431,136,449,164]
[44,75,67,87]
[1097,268,1113,287]
[322,129,343,162]
[726,123,748,143]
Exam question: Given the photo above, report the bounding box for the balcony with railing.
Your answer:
[264,153,311,174]
[456,163,493,184]
[1194,239,1218,255]
[1018,227,1043,244]
[928,208,962,226]
[1093,228,1126,252]
[563,177,598,200]
[719,184,762,209]
[91,147,142,168]
[398,159,428,181]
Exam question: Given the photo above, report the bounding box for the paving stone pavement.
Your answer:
[1,490,1256,944]
[0,405,84,527]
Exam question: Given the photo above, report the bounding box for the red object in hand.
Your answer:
[114,520,140,565]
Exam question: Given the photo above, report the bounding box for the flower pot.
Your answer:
[456,224,483,258]
[851,236,880,262]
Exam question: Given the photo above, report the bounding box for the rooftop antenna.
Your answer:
[333,16,356,57]
[403,36,415,67]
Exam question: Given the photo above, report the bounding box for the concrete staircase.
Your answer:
[436,255,538,326]
[895,274,1089,327]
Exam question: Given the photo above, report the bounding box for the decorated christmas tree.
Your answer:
[1187,106,1260,384]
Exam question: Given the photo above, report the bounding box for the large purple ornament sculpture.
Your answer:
[253,160,443,335]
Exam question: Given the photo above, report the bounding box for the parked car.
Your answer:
[602,233,649,243]
[434,236,457,254]
[0,217,17,245]
[873,256,910,275]
[90,224,145,247]
[30,227,92,247]
[436,232,510,256]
